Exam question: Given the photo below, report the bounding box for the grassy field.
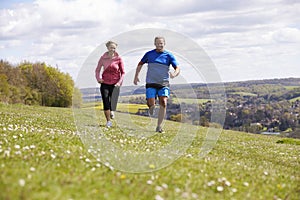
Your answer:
[79,102,148,114]
[96,102,149,114]
[0,103,300,200]
[290,96,300,103]
[284,86,300,90]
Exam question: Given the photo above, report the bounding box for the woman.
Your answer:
[95,41,125,128]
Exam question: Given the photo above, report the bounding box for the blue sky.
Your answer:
[0,0,32,9]
[0,0,300,87]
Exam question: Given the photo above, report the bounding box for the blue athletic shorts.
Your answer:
[146,87,170,99]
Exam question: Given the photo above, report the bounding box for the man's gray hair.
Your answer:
[154,36,165,44]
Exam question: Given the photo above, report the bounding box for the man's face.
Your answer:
[155,38,165,52]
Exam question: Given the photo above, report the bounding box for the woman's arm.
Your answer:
[116,58,125,86]
[95,58,103,83]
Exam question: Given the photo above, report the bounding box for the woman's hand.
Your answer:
[98,79,104,84]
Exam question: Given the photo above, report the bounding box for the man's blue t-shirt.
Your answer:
[141,49,178,85]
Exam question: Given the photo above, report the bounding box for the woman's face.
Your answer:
[107,44,117,54]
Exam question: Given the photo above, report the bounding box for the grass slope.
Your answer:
[0,103,299,200]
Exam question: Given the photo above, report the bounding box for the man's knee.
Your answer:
[159,97,167,107]
[147,98,155,107]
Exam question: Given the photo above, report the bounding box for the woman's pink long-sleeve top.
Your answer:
[95,52,125,85]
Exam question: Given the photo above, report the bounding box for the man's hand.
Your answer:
[169,67,180,79]
[133,64,143,85]
[133,76,140,85]
[169,72,176,79]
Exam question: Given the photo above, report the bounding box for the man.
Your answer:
[133,36,180,133]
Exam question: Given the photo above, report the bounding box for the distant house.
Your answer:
[261,131,280,135]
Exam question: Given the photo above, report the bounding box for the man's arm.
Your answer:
[133,61,144,85]
[169,66,180,79]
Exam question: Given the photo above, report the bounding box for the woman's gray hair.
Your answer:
[106,41,118,48]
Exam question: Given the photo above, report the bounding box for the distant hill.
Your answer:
[81,77,300,100]
[225,77,300,87]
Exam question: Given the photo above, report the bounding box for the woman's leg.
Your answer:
[100,84,112,122]
[111,86,120,112]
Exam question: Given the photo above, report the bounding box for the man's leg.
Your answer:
[147,98,156,115]
[156,87,169,132]
[157,96,167,130]
[146,88,157,116]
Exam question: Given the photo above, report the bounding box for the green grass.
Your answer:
[289,96,300,103]
[95,102,148,114]
[276,138,300,145]
[1,103,300,200]
[284,86,300,90]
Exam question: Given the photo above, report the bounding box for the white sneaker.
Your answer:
[106,121,112,128]
[110,111,114,119]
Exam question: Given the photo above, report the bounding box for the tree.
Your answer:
[0,61,76,107]
[0,74,9,103]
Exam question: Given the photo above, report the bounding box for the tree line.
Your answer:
[0,60,81,107]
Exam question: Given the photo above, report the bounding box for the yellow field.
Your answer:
[96,102,148,114]
[171,98,211,104]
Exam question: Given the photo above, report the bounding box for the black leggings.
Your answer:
[100,83,120,111]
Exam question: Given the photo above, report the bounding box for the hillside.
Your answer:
[0,103,299,200]
[96,78,300,138]
[81,77,300,98]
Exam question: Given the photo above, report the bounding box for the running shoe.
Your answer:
[156,126,165,133]
[106,121,112,128]
[110,111,115,119]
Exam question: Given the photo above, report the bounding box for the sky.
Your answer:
[1,0,300,87]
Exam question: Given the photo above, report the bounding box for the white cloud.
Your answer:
[272,27,300,42]
[0,5,40,39]
[0,0,299,84]
[123,0,255,16]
